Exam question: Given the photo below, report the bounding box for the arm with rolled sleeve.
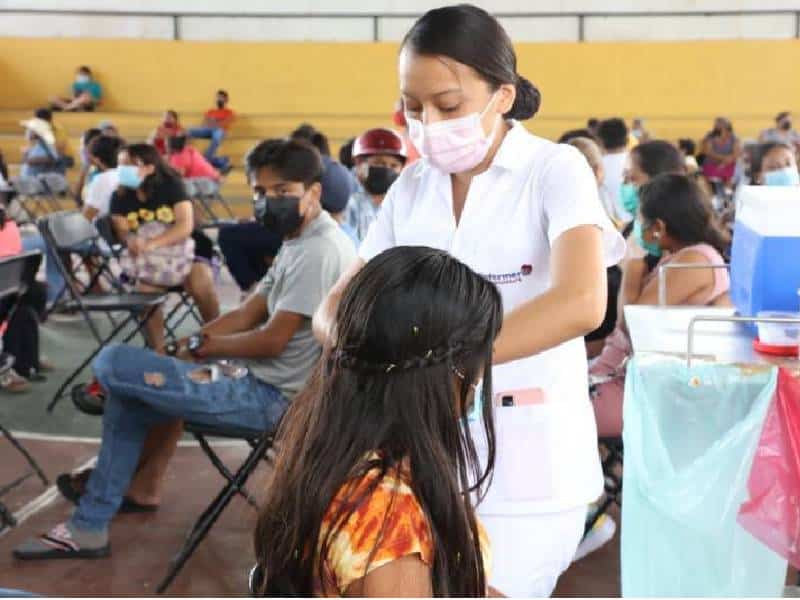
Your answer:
[493,146,625,365]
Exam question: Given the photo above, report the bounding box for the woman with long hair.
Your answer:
[590,173,731,439]
[254,246,503,596]
[110,143,219,349]
[314,5,625,595]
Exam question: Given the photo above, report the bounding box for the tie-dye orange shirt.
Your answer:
[315,459,491,596]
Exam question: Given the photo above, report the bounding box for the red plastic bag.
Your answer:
[738,368,800,568]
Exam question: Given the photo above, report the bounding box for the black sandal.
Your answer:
[56,471,158,514]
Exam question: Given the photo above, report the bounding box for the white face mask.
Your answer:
[76,74,90,84]
[406,93,500,174]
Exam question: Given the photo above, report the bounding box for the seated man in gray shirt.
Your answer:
[14,138,357,560]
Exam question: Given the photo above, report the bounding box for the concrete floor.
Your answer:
[0,436,623,597]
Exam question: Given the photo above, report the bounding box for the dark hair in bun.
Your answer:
[402,4,541,120]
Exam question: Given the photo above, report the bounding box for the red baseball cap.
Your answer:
[353,128,407,162]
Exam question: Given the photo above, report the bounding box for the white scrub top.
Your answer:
[360,121,626,515]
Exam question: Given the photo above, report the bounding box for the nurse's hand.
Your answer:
[313,258,365,346]
[493,225,607,365]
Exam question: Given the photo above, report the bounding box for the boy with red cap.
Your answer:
[346,128,407,242]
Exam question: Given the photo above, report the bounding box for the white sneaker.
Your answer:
[574,514,617,562]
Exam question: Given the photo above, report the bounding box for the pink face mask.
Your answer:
[406,94,499,174]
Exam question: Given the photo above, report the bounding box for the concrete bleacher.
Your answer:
[0,109,388,203]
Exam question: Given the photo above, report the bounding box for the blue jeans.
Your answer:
[21,231,63,305]
[187,126,228,168]
[70,344,288,531]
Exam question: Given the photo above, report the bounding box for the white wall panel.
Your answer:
[0,13,172,38]
[0,1,798,41]
[179,16,373,42]
[2,0,800,15]
[497,16,580,42]
[376,17,417,42]
[378,15,579,42]
[585,14,796,42]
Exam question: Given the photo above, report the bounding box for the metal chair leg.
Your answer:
[47,309,157,412]
[0,502,17,530]
[0,424,48,486]
[156,434,271,594]
[195,434,258,508]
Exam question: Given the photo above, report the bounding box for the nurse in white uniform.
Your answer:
[314,5,625,596]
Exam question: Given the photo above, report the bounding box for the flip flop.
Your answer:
[13,524,110,561]
[56,471,159,514]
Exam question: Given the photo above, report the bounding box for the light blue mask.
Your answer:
[633,219,662,257]
[466,378,484,423]
[764,166,800,187]
[117,165,142,189]
[620,183,639,215]
[86,166,99,186]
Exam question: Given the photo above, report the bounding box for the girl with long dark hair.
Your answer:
[254,246,503,596]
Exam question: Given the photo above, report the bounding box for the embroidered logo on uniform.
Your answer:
[484,264,533,285]
[484,271,523,285]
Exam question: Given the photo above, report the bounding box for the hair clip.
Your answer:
[412,326,420,336]
[385,363,396,373]
[425,349,433,359]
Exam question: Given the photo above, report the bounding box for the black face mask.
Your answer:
[216,99,226,109]
[255,195,304,238]
[712,128,722,137]
[781,120,792,131]
[363,166,398,196]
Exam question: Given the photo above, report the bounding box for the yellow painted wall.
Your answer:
[1,37,799,142]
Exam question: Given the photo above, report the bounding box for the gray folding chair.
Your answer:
[38,212,167,412]
[10,177,48,222]
[0,252,49,531]
[39,172,72,212]
[188,177,235,223]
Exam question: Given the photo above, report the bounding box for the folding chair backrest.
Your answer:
[182,179,198,199]
[190,178,218,197]
[11,176,45,196]
[40,211,100,250]
[39,173,70,196]
[0,253,30,301]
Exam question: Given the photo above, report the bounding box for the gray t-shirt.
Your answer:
[249,211,357,398]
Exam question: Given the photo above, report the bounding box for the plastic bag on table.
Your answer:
[621,357,786,597]
[738,368,800,569]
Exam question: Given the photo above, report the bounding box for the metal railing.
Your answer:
[686,314,800,367]
[1,8,800,42]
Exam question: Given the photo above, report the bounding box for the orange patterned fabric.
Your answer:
[315,460,491,596]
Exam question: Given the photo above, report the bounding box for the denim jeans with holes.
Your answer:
[70,344,288,531]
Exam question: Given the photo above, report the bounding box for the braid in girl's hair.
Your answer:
[331,341,467,374]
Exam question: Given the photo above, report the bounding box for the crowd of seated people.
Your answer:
[3,33,800,599]
[14,137,357,561]
[0,204,52,392]
[551,116,800,559]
